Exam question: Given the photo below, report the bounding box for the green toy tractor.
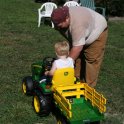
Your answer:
[22,57,106,124]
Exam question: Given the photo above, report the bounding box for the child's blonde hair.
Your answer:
[55,41,69,56]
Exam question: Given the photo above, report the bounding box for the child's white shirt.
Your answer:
[54,57,74,69]
[48,57,74,75]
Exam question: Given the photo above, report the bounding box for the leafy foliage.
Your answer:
[95,0,124,16]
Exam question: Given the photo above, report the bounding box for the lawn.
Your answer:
[0,0,124,124]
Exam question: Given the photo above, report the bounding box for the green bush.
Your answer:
[107,0,124,16]
[95,0,124,16]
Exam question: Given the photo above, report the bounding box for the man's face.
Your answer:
[57,17,70,29]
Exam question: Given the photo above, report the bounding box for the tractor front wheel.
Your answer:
[22,76,33,95]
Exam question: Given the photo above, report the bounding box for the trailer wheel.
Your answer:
[33,93,51,116]
[57,116,67,124]
[22,76,33,95]
[90,121,100,124]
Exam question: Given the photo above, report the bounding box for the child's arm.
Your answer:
[45,61,57,76]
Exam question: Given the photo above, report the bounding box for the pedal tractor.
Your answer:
[22,57,106,124]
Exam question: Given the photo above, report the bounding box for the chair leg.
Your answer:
[51,21,54,28]
[38,16,41,27]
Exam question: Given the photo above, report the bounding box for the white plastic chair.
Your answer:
[64,1,80,7]
[38,2,57,28]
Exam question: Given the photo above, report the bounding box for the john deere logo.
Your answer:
[64,72,68,76]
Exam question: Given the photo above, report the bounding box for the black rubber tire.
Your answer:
[56,115,68,124]
[89,121,100,124]
[33,92,51,116]
[22,76,33,95]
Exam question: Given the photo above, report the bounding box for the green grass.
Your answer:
[0,0,124,124]
[97,21,124,124]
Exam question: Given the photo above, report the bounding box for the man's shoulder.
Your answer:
[69,6,88,13]
[69,7,92,23]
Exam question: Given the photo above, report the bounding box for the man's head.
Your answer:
[51,6,70,28]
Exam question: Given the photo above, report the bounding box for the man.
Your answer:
[51,6,108,87]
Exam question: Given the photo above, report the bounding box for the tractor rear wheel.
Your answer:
[33,92,51,116]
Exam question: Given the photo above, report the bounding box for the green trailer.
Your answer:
[52,83,106,124]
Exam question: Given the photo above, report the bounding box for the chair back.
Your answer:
[80,0,95,10]
[39,2,57,15]
[64,1,80,7]
[52,68,75,87]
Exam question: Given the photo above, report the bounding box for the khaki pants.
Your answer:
[75,29,108,87]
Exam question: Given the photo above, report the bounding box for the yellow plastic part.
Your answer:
[54,90,72,118]
[22,82,26,94]
[32,64,42,68]
[53,83,106,118]
[51,68,106,118]
[52,68,75,87]
[34,95,40,113]
[84,84,106,113]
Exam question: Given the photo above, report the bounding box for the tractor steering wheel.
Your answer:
[43,57,56,71]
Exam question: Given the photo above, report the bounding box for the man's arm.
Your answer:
[69,45,83,60]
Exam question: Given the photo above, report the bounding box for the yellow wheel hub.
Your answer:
[34,96,40,113]
[22,82,26,94]
[57,120,62,124]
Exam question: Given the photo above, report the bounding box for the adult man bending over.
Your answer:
[51,6,108,87]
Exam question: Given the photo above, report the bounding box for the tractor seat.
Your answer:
[52,68,75,87]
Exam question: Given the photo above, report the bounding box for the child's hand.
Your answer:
[45,71,49,75]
